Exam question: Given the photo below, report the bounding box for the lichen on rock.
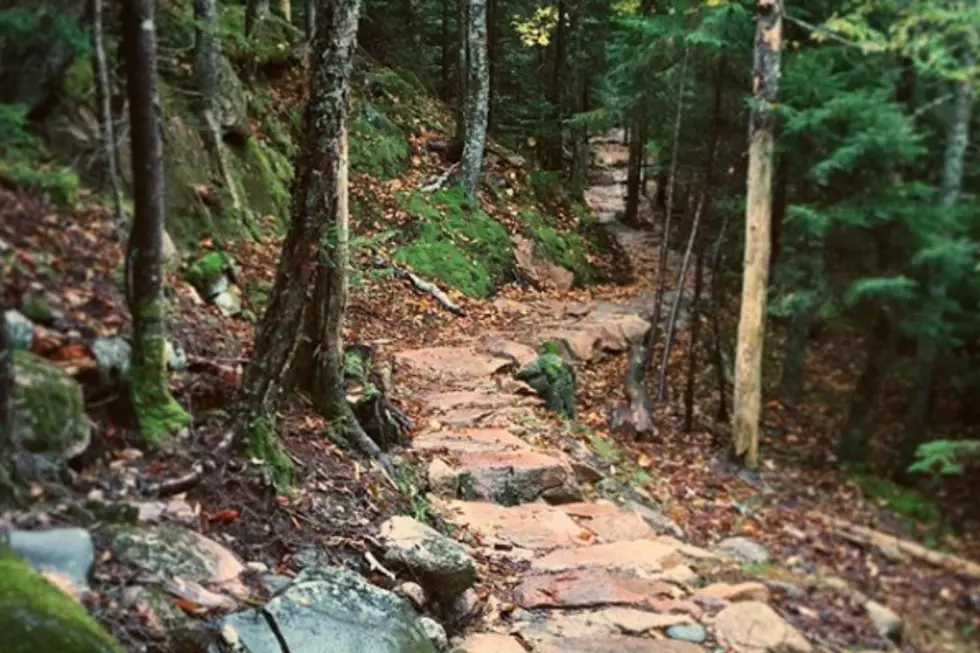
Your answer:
[514,346,576,418]
[12,350,90,459]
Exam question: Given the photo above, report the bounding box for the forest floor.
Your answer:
[2,123,979,653]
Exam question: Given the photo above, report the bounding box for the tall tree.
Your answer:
[731,0,782,468]
[458,0,489,198]
[901,59,974,467]
[90,0,124,235]
[246,0,271,36]
[238,0,364,478]
[122,0,190,442]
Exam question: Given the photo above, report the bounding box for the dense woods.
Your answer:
[1,1,979,651]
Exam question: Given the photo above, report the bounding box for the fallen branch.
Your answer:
[342,402,394,474]
[393,268,465,316]
[810,511,980,579]
[610,342,656,441]
[419,163,459,193]
[141,462,204,497]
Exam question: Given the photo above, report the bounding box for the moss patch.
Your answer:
[852,474,940,524]
[393,188,513,298]
[184,251,232,290]
[0,546,123,653]
[12,350,89,456]
[514,351,576,418]
[245,413,293,491]
[519,209,595,284]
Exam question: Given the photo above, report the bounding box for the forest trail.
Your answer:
[386,133,821,653]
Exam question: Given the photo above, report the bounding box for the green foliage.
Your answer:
[393,188,513,298]
[214,4,300,66]
[349,113,410,179]
[245,414,294,491]
[852,474,940,524]
[0,104,79,205]
[184,251,232,289]
[515,352,576,418]
[910,439,980,476]
[519,210,595,283]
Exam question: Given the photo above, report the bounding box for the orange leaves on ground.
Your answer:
[205,509,240,524]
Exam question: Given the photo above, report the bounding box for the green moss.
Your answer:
[61,56,93,103]
[0,103,79,206]
[515,352,576,418]
[344,350,366,382]
[128,300,190,443]
[12,350,88,454]
[184,251,232,289]
[243,136,293,229]
[349,113,410,179]
[216,4,300,66]
[20,292,55,322]
[0,546,123,653]
[393,189,514,298]
[245,413,293,491]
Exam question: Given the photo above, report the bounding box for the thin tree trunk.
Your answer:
[544,0,566,170]
[643,45,690,368]
[658,192,705,402]
[123,0,190,442]
[239,0,362,458]
[454,0,469,143]
[305,0,316,40]
[90,0,125,237]
[459,0,489,198]
[839,310,893,464]
[900,64,974,470]
[732,0,782,468]
[246,0,271,36]
[0,260,19,504]
[708,212,731,423]
[683,243,705,432]
[487,0,501,133]
[779,230,825,405]
[280,0,291,22]
[441,0,451,102]
[624,121,643,226]
[768,157,789,276]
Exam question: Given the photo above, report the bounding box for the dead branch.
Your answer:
[419,163,459,193]
[611,342,656,441]
[811,512,980,579]
[393,268,465,316]
[141,462,204,497]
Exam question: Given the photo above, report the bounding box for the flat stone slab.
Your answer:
[515,568,680,609]
[558,502,657,542]
[454,633,527,653]
[516,607,696,641]
[412,428,531,454]
[433,450,579,504]
[433,500,588,552]
[394,347,511,383]
[482,339,538,366]
[713,601,812,652]
[539,313,650,362]
[533,636,706,653]
[531,539,684,574]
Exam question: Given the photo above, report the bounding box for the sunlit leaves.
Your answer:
[513,5,559,48]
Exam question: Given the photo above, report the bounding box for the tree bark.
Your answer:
[123,0,190,442]
[305,0,316,40]
[658,192,705,402]
[683,243,705,432]
[643,45,690,368]
[458,0,489,198]
[240,0,360,440]
[900,63,974,471]
[280,0,292,23]
[441,0,451,102]
[543,0,566,170]
[90,0,125,236]
[708,211,731,423]
[623,121,644,226]
[839,309,893,464]
[246,0,271,36]
[732,0,782,468]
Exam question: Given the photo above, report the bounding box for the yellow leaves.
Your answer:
[512,6,559,48]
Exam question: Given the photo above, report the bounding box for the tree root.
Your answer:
[393,268,465,316]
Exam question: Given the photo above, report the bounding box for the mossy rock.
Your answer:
[519,210,595,284]
[514,352,576,418]
[184,251,233,298]
[0,545,124,653]
[12,350,90,459]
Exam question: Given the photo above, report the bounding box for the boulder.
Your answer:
[715,537,770,564]
[91,336,188,375]
[418,617,448,651]
[433,450,580,505]
[378,516,477,600]
[4,310,34,350]
[0,545,124,653]
[6,528,94,592]
[713,601,812,652]
[665,624,708,643]
[512,234,575,291]
[12,350,90,460]
[112,525,244,586]
[864,599,903,641]
[514,352,576,418]
[213,566,437,653]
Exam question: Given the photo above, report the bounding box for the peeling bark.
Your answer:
[458,0,489,198]
[240,0,361,438]
[732,0,782,468]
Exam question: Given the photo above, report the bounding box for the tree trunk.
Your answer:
[90,0,124,236]
[305,0,316,40]
[658,192,705,402]
[643,45,690,368]
[708,212,731,423]
[624,121,643,226]
[246,0,271,36]
[441,0,451,102]
[683,243,705,432]
[900,65,974,471]
[0,261,19,504]
[458,0,489,198]
[239,0,361,463]
[543,0,566,170]
[280,0,292,23]
[569,72,590,200]
[839,310,893,464]
[123,0,190,442]
[779,231,825,405]
[732,0,782,468]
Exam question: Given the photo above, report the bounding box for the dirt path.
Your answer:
[386,133,824,653]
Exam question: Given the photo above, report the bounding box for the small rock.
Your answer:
[395,581,427,610]
[714,601,812,652]
[625,499,685,538]
[448,587,482,625]
[246,561,270,573]
[428,458,459,496]
[379,516,476,601]
[454,633,527,653]
[666,623,708,643]
[92,336,188,374]
[419,617,448,650]
[113,525,244,585]
[696,581,770,603]
[6,527,94,590]
[213,287,242,316]
[260,573,292,595]
[715,536,770,564]
[864,599,903,641]
[4,309,34,350]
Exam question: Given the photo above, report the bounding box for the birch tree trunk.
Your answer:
[459,0,489,198]
[0,259,18,503]
[731,0,782,468]
[280,0,292,23]
[123,0,190,442]
[90,0,124,236]
[239,0,361,463]
[901,64,974,469]
[246,0,271,36]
